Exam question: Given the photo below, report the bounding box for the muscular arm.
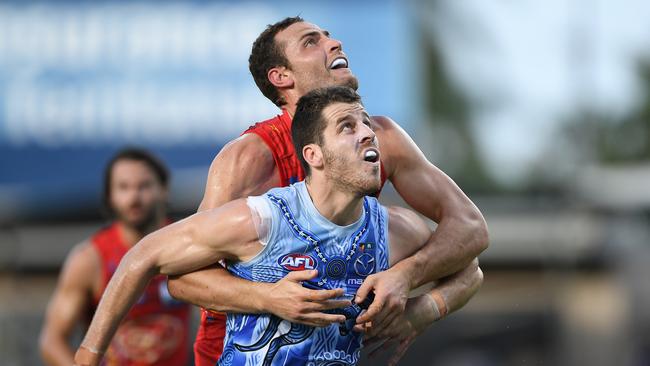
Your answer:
[198,134,279,211]
[40,243,97,366]
[362,206,484,365]
[359,207,481,327]
[354,117,488,324]
[368,260,483,366]
[168,134,281,313]
[430,257,483,316]
[75,200,259,365]
[379,115,489,287]
[168,134,348,322]
[387,207,483,315]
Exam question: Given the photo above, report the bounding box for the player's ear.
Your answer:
[268,66,294,89]
[303,144,323,170]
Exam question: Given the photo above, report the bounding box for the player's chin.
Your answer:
[358,178,382,197]
[334,74,358,90]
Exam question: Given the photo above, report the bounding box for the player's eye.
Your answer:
[304,37,316,47]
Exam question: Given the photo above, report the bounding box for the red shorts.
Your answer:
[193,309,226,366]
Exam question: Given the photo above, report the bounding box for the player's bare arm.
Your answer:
[355,116,488,326]
[368,259,484,366]
[198,133,279,211]
[358,206,459,333]
[39,242,99,366]
[75,199,263,366]
[169,134,281,313]
[362,206,484,365]
[168,134,349,324]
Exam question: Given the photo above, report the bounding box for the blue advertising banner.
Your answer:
[0,1,417,221]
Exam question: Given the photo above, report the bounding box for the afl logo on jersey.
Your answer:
[278,253,317,271]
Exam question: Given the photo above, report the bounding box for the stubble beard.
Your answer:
[115,203,161,233]
[340,75,359,91]
[323,147,380,197]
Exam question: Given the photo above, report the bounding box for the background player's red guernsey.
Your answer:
[193,109,387,366]
[91,223,191,366]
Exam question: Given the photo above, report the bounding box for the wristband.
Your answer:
[75,345,104,366]
[429,290,448,319]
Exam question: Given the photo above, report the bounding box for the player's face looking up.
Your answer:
[319,102,381,196]
[275,22,359,95]
[108,160,167,230]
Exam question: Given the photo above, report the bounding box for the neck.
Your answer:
[305,177,363,226]
[281,92,300,118]
[116,215,164,248]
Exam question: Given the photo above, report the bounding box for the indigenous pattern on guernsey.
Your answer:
[219,181,389,366]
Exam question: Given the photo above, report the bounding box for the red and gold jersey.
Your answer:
[91,223,190,366]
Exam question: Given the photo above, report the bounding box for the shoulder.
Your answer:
[214,133,275,167]
[191,198,263,261]
[243,114,285,133]
[370,115,414,148]
[370,115,400,135]
[200,132,280,210]
[59,239,100,288]
[208,134,276,187]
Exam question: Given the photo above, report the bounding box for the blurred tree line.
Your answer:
[421,15,650,195]
[420,28,500,194]
[569,60,650,164]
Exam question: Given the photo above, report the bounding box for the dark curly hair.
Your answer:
[249,16,304,107]
[292,86,362,176]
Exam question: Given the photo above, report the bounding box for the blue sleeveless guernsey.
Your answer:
[219,181,390,366]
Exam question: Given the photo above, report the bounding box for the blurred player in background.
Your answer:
[167,16,489,366]
[39,148,191,366]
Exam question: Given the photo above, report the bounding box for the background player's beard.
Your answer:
[114,201,161,233]
[322,146,381,197]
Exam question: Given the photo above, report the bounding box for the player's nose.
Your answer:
[327,36,343,53]
[359,123,376,145]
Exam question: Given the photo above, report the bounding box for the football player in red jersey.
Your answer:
[40,148,190,366]
[159,17,489,366]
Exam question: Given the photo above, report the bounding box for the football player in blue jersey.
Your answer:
[75,87,482,366]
